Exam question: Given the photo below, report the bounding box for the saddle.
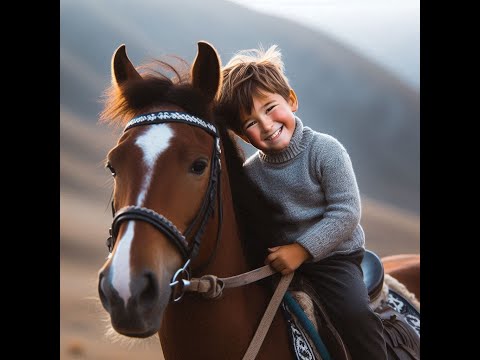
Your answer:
[284,249,420,360]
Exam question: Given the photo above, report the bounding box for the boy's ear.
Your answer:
[289,89,299,112]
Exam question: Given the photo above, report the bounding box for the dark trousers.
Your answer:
[297,249,388,360]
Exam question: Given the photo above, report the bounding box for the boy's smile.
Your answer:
[240,90,298,153]
[264,125,283,141]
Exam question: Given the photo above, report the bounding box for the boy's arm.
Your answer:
[296,135,362,261]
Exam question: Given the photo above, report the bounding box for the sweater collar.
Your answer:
[258,116,307,163]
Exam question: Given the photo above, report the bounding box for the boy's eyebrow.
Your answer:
[261,101,275,110]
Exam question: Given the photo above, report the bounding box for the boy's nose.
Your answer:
[259,117,274,132]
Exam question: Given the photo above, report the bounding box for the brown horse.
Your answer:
[383,254,420,301]
[97,41,419,359]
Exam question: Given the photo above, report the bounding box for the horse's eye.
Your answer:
[106,162,116,177]
[190,159,208,175]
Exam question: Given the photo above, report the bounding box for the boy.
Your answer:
[217,45,387,359]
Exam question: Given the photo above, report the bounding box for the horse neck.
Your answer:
[159,151,282,359]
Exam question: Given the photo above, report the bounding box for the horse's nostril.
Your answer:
[137,271,159,306]
[98,273,110,311]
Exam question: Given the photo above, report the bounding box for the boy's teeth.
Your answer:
[267,127,281,140]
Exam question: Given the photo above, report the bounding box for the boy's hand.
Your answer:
[265,243,312,275]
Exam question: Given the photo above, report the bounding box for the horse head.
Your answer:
[97,42,222,338]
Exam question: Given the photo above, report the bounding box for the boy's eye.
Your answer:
[266,105,275,113]
[245,120,256,129]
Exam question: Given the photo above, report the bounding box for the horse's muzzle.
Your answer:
[98,270,165,337]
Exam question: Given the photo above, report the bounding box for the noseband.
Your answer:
[105,111,222,301]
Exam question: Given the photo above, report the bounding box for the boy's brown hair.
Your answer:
[217,45,292,135]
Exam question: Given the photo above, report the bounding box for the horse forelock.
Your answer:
[99,57,214,127]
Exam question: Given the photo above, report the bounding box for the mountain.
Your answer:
[60,0,419,214]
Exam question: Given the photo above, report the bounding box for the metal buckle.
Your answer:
[169,259,191,302]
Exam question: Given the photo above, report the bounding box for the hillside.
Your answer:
[60,0,419,212]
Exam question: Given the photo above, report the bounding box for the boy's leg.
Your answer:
[297,249,388,360]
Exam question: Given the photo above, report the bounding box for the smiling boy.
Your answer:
[217,45,388,359]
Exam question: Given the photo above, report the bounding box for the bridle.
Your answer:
[105,110,223,301]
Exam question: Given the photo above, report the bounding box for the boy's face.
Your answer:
[239,90,298,153]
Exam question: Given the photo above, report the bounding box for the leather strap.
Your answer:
[186,266,293,359]
[242,273,294,360]
[186,265,277,298]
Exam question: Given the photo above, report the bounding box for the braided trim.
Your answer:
[114,205,188,249]
[124,111,218,135]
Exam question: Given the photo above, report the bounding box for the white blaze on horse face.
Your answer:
[111,124,174,305]
[111,221,135,304]
[135,124,174,205]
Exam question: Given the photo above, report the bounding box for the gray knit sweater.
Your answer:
[243,117,365,262]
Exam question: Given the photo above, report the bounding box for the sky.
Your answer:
[226,0,419,90]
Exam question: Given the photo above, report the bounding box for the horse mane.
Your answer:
[99,57,212,126]
[218,122,282,269]
[99,55,278,269]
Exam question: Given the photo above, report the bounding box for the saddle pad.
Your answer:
[387,289,420,337]
[281,301,320,360]
[280,288,420,359]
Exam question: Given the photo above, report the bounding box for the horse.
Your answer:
[382,254,420,301]
[97,41,420,359]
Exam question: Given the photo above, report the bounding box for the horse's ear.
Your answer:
[111,44,143,88]
[191,41,222,103]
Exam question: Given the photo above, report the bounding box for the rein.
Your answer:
[186,264,277,299]
[184,265,293,360]
[186,264,294,360]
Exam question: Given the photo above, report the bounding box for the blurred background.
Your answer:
[60,0,419,358]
